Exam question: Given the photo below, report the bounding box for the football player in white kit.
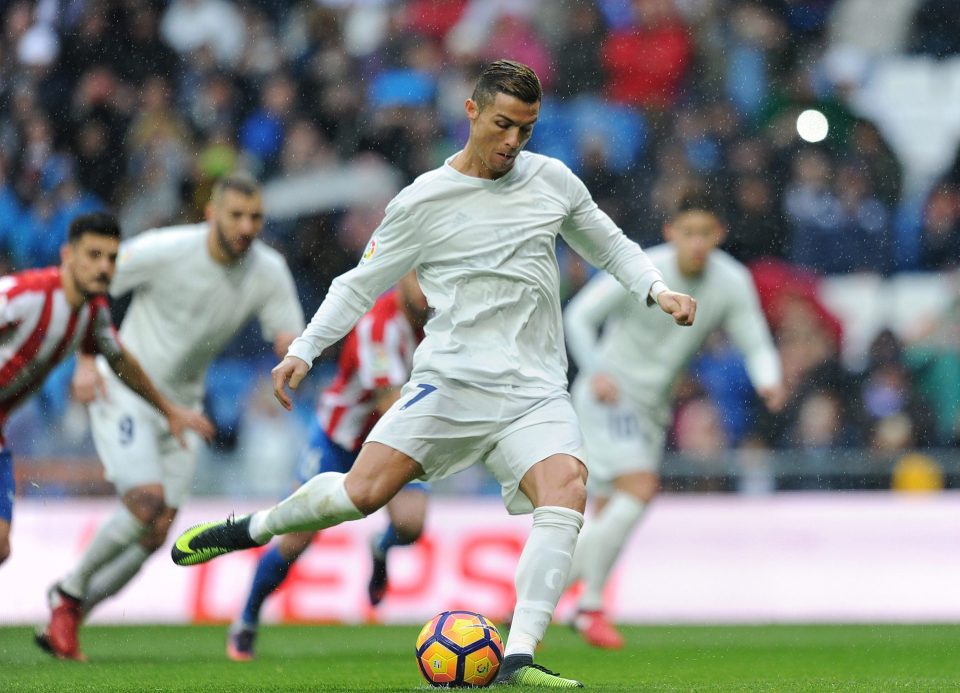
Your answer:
[564,190,785,649]
[40,173,305,661]
[172,61,696,688]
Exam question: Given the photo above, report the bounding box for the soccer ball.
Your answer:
[415,610,504,687]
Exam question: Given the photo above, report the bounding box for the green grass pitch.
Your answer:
[1,623,958,691]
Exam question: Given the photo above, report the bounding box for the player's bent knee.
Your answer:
[0,540,10,565]
[124,487,167,523]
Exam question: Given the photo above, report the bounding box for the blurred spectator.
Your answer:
[239,72,299,175]
[600,0,693,111]
[552,1,606,99]
[917,182,960,271]
[723,1,790,122]
[907,0,960,58]
[859,329,936,450]
[161,0,247,68]
[724,174,789,261]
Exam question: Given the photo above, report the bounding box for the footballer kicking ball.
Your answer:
[415,610,504,687]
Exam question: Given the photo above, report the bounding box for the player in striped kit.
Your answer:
[564,191,785,649]
[39,174,304,661]
[227,271,429,661]
[0,212,212,574]
[172,61,696,688]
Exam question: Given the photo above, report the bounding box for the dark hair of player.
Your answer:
[68,211,121,243]
[676,188,720,216]
[472,59,542,111]
[211,171,260,202]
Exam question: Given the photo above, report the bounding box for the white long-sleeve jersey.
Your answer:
[288,151,665,395]
[110,224,305,407]
[565,243,781,420]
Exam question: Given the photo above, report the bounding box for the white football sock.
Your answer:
[60,506,146,599]
[504,506,583,658]
[577,492,646,612]
[248,472,364,544]
[83,543,151,615]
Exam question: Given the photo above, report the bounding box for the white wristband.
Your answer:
[648,280,669,303]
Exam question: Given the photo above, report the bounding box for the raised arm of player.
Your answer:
[558,167,696,327]
[105,346,215,447]
[275,202,420,409]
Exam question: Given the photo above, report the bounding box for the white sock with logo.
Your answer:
[248,472,364,544]
[504,506,584,658]
[60,505,146,600]
[577,492,646,612]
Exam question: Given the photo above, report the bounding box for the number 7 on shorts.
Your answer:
[400,384,437,410]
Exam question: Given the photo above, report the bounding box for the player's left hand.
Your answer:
[657,290,697,326]
[166,406,215,448]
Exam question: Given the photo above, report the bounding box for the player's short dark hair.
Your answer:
[211,170,260,202]
[68,211,121,243]
[676,188,719,216]
[472,59,542,111]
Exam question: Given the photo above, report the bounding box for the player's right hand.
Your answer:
[657,290,697,326]
[591,372,620,404]
[272,355,310,411]
[71,354,106,404]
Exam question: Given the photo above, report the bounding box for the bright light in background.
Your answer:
[796,109,829,143]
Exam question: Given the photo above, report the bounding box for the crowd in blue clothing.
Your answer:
[2,0,959,478]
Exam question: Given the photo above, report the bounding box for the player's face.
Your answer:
[63,233,120,297]
[398,271,429,329]
[208,189,264,260]
[664,210,725,276]
[465,92,539,179]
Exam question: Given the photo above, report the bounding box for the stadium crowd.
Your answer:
[2,0,959,491]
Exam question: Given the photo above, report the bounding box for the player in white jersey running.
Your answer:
[564,191,785,649]
[0,212,212,584]
[171,60,696,688]
[40,174,305,661]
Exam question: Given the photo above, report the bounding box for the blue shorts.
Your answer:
[294,420,427,492]
[0,449,14,523]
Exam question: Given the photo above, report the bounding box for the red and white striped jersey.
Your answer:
[318,290,422,451]
[0,267,122,427]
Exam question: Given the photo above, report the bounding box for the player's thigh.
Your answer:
[486,393,587,514]
[90,383,165,495]
[345,442,423,513]
[572,379,664,497]
[366,379,494,483]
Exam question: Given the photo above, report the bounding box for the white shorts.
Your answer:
[571,376,666,496]
[367,378,585,514]
[89,359,201,508]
